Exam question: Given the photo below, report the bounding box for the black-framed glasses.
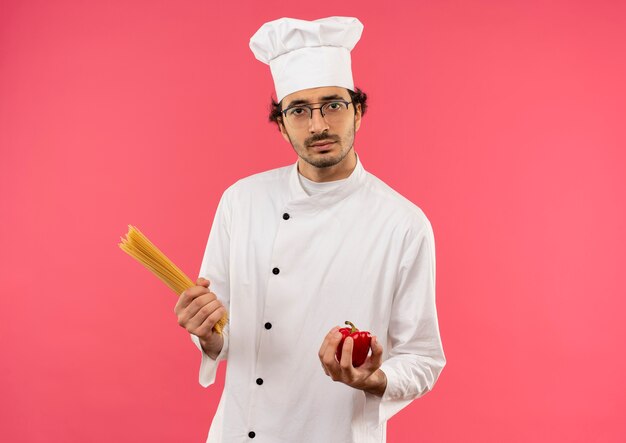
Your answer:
[281,101,353,128]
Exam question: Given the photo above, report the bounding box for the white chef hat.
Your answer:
[249,16,364,102]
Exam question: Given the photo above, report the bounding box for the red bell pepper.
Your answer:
[336,321,372,367]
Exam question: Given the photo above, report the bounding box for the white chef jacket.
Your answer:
[190,154,445,443]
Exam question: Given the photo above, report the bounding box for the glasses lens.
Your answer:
[285,106,310,128]
[321,102,349,124]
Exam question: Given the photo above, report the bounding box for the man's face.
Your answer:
[278,86,362,169]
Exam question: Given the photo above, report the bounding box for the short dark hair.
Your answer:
[268,87,368,131]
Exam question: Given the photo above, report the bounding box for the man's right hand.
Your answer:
[174,277,226,359]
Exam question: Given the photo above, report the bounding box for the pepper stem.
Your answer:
[344,321,358,334]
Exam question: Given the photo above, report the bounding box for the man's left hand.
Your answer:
[318,327,387,397]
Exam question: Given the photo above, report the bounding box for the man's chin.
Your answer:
[303,153,342,169]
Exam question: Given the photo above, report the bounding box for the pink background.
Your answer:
[1,0,625,441]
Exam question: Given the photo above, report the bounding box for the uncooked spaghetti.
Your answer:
[118,225,228,334]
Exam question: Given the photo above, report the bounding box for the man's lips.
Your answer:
[309,141,336,149]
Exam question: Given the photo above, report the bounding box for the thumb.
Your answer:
[196,277,211,288]
[369,336,383,366]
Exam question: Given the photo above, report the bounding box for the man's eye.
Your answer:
[289,107,306,116]
[326,102,342,111]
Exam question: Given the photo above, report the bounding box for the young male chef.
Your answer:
[174,16,446,443]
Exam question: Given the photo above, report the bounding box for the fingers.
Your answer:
[175,284,211,313]
[370,336,383,361]
[326,333,354,383]
[185,299,224,336]
[318,326,340,363]
[317,324,389,396]
[319,327,340,376]
[321,330,346,381]
[340,337,354,371]
[196,277,211,288]
[319,327,387,391]
[175,291,222,337]
[194,304,227,337]
[185,297,221,328]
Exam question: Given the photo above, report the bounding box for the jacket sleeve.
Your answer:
[363,216,446,426]
[190,187,233,388]
[190,323,229,387]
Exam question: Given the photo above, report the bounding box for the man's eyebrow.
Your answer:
[285,94,347,108]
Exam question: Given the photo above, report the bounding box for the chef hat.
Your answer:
[249,16,364,102]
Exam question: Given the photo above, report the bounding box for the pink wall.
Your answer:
[1,0,625,441]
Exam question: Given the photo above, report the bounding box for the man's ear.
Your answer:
[354,103,362,132]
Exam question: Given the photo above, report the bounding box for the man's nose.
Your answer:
[308,108,329,133]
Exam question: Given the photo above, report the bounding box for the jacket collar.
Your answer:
[286,152,366,212]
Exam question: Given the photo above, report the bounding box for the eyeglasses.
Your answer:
[281,100,353,129]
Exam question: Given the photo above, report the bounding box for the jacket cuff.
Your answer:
[362,365,413,427]
[190,325,229,388]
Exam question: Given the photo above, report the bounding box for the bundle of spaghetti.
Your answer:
[118,225,228,334]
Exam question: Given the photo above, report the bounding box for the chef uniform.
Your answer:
[189,17,446,443]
